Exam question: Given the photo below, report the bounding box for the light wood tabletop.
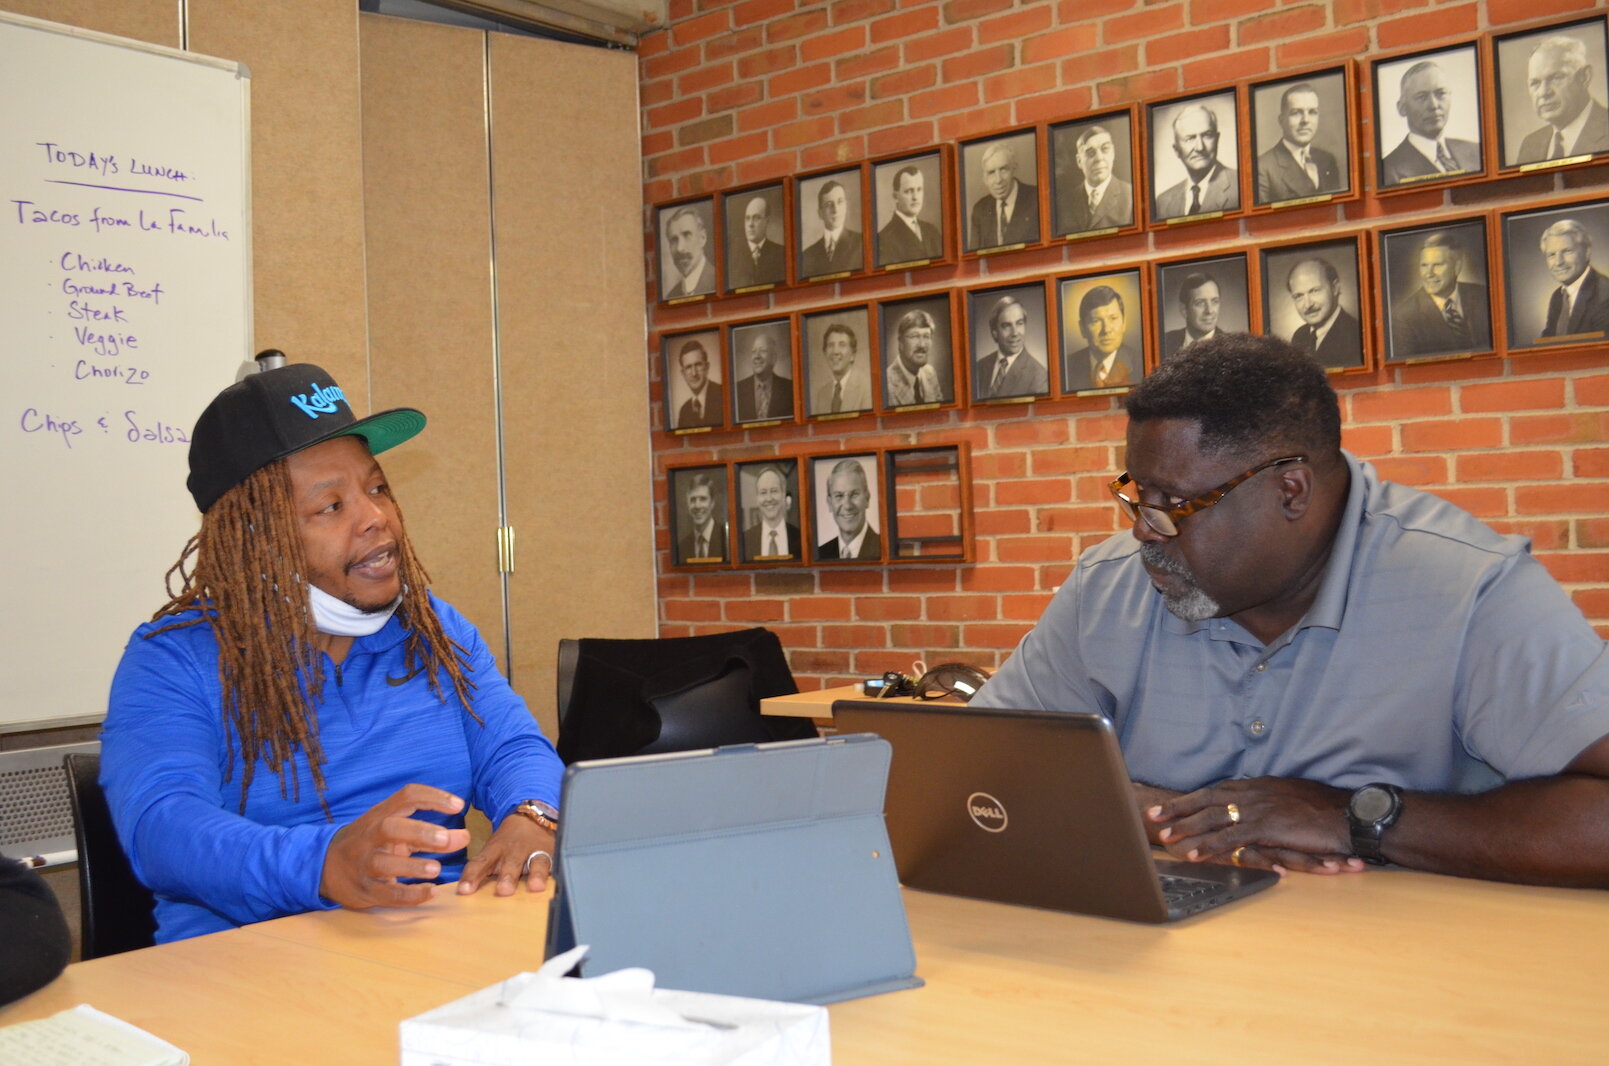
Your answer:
[4,870,1607,1063]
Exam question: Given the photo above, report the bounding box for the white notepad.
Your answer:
[0,1004,187,1066]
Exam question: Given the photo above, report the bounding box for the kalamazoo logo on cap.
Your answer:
[289,382,349,419]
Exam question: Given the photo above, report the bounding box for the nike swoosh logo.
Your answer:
[386,668,423,687]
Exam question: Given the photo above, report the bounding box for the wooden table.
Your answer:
[761,683,963,718]
[5,871,1607,1063]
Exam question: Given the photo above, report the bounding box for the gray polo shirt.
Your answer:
[975,452,1609,794]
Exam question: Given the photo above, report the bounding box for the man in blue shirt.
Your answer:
[104,363,564,941]
[976,334,1609,886]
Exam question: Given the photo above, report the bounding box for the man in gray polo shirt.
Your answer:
[975,334,1609,886]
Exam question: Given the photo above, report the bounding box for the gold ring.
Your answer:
[1226,802,1241,825]
[1231,845,1248,867]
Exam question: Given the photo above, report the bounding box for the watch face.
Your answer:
[1352,786,1394,822]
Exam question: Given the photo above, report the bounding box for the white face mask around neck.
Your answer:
[307,583,402,637]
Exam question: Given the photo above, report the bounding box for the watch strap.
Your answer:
[511,799,559,833]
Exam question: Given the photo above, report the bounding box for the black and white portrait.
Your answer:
[873,151,947,269]
[1372,44,1485,191]
[1379,219,1494,365]
[656,199,717,302]
[966,282,1051,402]
[1148,90,1241,223]
[1502,199,1609,349]
[1251,68,1352,207]
[796,167,865,281]
[879,293,956,410]
[727,318,795,425]
[802,305,875,418]
[722,183,787,292]
[1049,110,1137,238]
[736,459,802,564]
[961,129,1042,253]
[810,453,883,563]
[669,465,729,566]
[1260,239,1367,372]
[1057,269,1146,393]
[661,329,723,432]
[1156,254,1251,360]
[1495,17,1609,169]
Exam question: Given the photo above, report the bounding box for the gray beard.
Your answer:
[1139,543,1222,622]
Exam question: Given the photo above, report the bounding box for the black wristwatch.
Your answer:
[511,799,560,833]
[1347,782,1403,865]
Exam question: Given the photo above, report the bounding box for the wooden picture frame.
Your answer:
[1048,108,1141,241]
[735,457,805,565]
[1492,14,1609,175]
[660,328,724,434]
[721,181,789,294]
[877,291,959,413]
[1056,266,1148,395]
[1145,87,1244,226]
[809,452,884,564]
[1258,234,1371,373]
[1500,196,1609,354]
[1370,40,1489,194]
[667,463,731,568]
[654,197,718,304]
[958,127,1044,255]
[1153,251,1252,360]
[801,303,876,419]
[1377,216,1496,365]
[965,280,1053,403]
[871,146,953,271]
[1248,65,1358,211]
[726,316,797,427]
[883,444,973,563]
[794,164,868,283]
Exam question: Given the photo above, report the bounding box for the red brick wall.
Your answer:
[640,0,1609,690]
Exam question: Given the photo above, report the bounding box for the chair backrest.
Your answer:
[63,752,157,958]
[555,628,817,763]
[0,741,98,867]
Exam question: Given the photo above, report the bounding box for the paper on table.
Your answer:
[0,1004,188,1065]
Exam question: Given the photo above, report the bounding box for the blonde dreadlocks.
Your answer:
[151,458,479,812]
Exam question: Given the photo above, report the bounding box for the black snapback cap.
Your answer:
[187,362,426,513]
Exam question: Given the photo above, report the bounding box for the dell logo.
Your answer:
[966,791,1008,833]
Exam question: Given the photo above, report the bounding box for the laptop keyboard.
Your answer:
[1158,873,1223,904]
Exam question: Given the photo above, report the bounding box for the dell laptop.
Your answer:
[832,699,1278,923]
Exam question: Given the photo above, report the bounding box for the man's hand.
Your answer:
[319,784,471,910]
[456,809,555,897]
[1145,777,1366,875]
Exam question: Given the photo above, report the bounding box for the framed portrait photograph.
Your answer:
[1057,268,1146,394]
[801,304,875,419]
[1378,218,1494,365]
[878,292,957,411]
[1250,66,1356,209]
[1146,88,1243,225]
[959,128,1042,254]
[1155,253,1251,360]
[661,329,723,433]
[884,444,972,562]
[727,317,796,426]
[1049,109,1139,240]
[668,463,730,567]
[1371,42,1487,192]
[721,182,788,293]
[872,149,949,270]
[735,458,803,565]
[809,452,883,564]
[795,165,867,282]
[1501,197,1609,351]
[655,197,717,303]
[966,281,1052,403]
[1259,237,1369,373]
[1493,16,1609,173]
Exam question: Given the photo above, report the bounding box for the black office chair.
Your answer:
[63,752,157,958]
[555,628,817,763]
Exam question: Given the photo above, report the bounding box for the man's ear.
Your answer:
[1278,465,1315,520]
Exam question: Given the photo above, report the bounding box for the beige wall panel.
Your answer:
[358,14,506,666]
[0,1,174,45]
[188,0,370,403]
[489,34,655,735]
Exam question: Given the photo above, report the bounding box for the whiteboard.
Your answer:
[0,12,251,731]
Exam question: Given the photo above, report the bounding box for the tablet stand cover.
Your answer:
[544,734,922,1005]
